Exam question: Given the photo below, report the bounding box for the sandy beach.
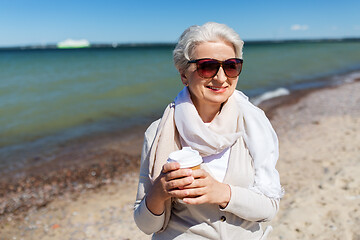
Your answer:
[1,80,359,240]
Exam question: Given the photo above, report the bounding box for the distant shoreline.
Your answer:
[1,37,360,51]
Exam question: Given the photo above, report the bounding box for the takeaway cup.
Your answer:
[167,147,203,170]
[167,147,203,204]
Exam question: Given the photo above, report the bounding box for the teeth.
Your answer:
[208,86,222,90]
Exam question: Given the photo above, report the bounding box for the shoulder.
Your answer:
[144,118,161,143]
[141,119,161,158]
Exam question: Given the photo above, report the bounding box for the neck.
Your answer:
[191,98,222,123]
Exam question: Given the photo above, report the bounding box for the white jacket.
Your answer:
[134,119,279,240]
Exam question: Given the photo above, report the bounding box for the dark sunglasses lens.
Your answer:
[197,60,220,78]
[223,59,242,77]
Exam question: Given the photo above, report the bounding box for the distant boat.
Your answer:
[57,39,90,49]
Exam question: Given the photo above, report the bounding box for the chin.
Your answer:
[206,95,230,105]
[208,91,233,101]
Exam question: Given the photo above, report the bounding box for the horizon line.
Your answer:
[1,37,360,50]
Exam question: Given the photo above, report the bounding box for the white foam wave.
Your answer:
[341,71,360,83]
[251,88,290,106]
[330,71,360,85]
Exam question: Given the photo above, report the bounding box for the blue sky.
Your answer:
[1,0,359,47]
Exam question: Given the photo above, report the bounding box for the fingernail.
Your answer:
[187,169,192,175]
[188,176,194,183]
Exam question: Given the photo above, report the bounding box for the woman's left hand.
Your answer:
[182,169,231,208]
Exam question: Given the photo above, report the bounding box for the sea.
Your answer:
[1,40,360,171]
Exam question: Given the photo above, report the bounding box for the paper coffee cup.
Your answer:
[167,147,203,170]
[167,147,202,204]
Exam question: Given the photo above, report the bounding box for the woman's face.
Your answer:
[181,41,239,110]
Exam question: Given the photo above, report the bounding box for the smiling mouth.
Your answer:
[206,86,227,91]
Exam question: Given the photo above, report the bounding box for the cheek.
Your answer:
[188,82,203,96]
[226,80,238,95]
[230,79,239,88]
[188,74,207,87]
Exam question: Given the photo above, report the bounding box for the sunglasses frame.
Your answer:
[188,58,243,78]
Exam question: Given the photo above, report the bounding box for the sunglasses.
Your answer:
[188,58,243,78]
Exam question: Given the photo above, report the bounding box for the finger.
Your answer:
[165,176,194,190]
[168,188,192,199]
[180,187,206,197]
[191,169,209,179]
[162,162,181,173]
[165,168,192,181]
[182,195,208,205]
[182,178,206,189]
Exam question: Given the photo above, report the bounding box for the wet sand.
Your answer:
[0,124,148,216]
[1,80,360,239]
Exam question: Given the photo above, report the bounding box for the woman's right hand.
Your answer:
[145,162,194,215]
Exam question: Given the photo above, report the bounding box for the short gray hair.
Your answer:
[173,22,244,72]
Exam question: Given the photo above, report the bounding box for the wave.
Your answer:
[251,88,290,106]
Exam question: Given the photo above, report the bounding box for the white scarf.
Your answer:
[174,87,284,199]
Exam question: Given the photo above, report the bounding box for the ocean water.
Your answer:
[1,41,360,155]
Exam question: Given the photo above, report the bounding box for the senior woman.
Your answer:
[134,22,283,239]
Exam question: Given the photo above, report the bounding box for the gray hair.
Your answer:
[173,22,244,72]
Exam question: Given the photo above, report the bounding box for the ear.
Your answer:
[180,72,189,86]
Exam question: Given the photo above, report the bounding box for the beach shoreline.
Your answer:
[0,84,311,217]
[0,123,149,216]
[1,78,360,239]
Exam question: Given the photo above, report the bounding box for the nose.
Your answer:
[214,66,227,83]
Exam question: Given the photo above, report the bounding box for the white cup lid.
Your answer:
[167,147,203,168]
